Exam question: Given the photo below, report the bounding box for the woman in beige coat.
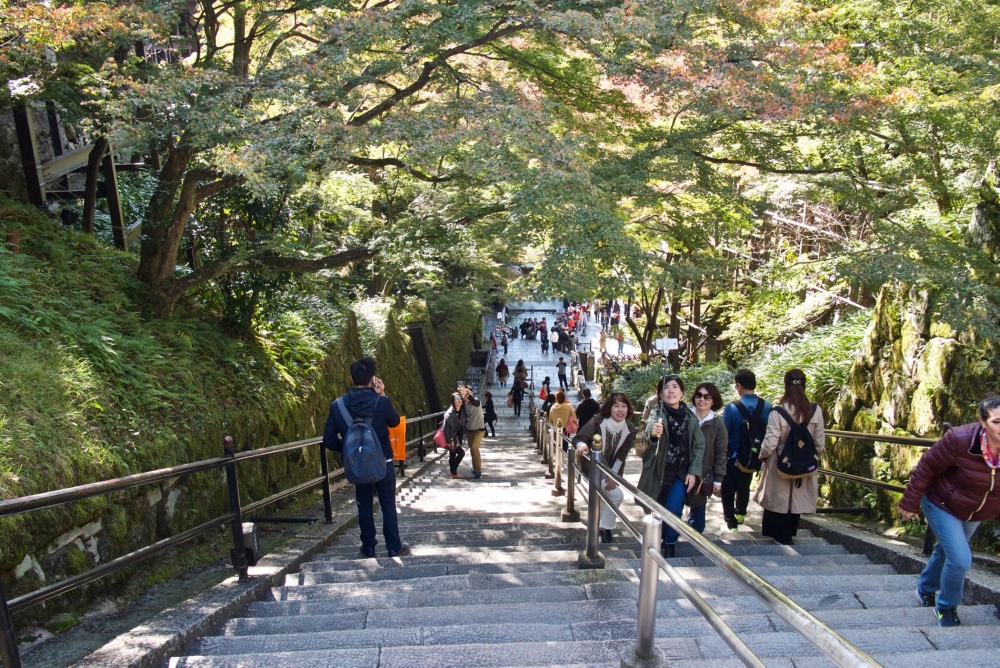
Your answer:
[754,368,825,545]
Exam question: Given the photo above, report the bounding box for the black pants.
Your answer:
[558,373,568,389]
[486,420,496,437]
[721,458,753,527]
[762,509,800,545]
[513,394,523,416]
[449,445,466,474]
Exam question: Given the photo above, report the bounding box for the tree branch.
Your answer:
[168,247,373,298]
[347,156,452,182]
[194,175,240,204]
[347,20,532,127]
[691,151,845,175]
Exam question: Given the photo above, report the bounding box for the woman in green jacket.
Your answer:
[640,374,705,557]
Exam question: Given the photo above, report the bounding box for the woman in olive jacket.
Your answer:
[639,374,705,557]
[686,382,728,534]
[898,394,1000,627]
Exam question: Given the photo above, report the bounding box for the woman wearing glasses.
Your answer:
[574,393,636,543]
[640,374,705,557]
[686,382,728,534]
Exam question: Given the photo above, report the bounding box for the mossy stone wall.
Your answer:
[3,309,479,621]
[827,284,996,521]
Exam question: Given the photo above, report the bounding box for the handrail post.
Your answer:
[562,433,579,522]
[624,514,665,667]
[417,410,426,461]
[0,581,22,668]
[541,420,550,465]
[319,443,333,524]
[536,413,543,454]
[224,436,249,580]
[578,435,605,569]
[544,423,555,479]
[551,423,565,496]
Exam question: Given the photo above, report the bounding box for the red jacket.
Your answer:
[899,423,1000,522]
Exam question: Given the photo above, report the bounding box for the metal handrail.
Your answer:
[579,448,880,667]
[827,429,936,448]
[561,436,765,666]
[647,542,766,668]
[0,404,451,668]
[818,468,906,493]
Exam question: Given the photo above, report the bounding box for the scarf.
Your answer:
[981,428,1000,469]
[600,418,630,471]
[663,402,690,467]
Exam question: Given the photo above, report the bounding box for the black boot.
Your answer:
[660,543,675,558]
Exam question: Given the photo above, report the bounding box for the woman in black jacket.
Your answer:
[442,393,466,478]
[483,391,497,438]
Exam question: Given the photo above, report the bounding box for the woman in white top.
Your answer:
[574,393,637,543]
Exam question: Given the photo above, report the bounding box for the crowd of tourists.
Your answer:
[325,313,1000,631]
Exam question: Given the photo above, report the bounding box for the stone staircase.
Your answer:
[164,420,1000,668]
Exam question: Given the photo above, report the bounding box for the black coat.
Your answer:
[575,398,600,428]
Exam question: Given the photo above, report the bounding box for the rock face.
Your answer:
[828,284,996,520]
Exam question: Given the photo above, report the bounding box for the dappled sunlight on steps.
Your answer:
[168,315,1000,666]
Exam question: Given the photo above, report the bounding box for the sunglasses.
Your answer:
[694,392,712,400]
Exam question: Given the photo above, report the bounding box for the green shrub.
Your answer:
[746,310,871,407]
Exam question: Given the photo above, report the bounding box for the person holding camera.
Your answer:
[322,357,409,558]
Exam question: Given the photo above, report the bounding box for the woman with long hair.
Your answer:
[640,374,705,557]
[442,393,467,479]
[574,393,636,543]
[686,382,728,534]
[754,368,825,545]
[548,390,576,429]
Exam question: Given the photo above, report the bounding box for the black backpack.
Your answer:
[772,404,820,479]
[734,399,767,473]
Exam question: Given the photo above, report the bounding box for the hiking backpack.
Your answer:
[335,397,387,485]
[734,399,767,473]
[773,404,820,479]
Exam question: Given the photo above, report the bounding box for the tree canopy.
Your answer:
[2,0,997,342]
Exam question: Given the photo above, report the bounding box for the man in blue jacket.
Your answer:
[721,369,772,531]
[323,357,410,558]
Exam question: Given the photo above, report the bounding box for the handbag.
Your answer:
[539,388,547,401]
[433,428,450,450]
[505,391,514,408]
[566,415,579,435]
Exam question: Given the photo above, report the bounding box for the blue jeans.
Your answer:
[657,477,688,545]
[919,495,981,610]
[687,504,707,534]
[356,460,402,554]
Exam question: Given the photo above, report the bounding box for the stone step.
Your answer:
[170,640,630,667]
[585,573,918,603]
[315,539,845,561]
[690,623,943,659]
[275,568,636,600]
[315,543,640,559]
[289,562,894,586]
[178,628,1000,668]
[223,602,999,639]
[299,550,873,575]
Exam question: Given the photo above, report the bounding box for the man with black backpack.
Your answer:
[721,369,772,531]
[323,357,410,558]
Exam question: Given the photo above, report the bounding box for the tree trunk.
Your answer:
[669,296,680,372]
[137,146,194,310]
[81,137,109,234]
